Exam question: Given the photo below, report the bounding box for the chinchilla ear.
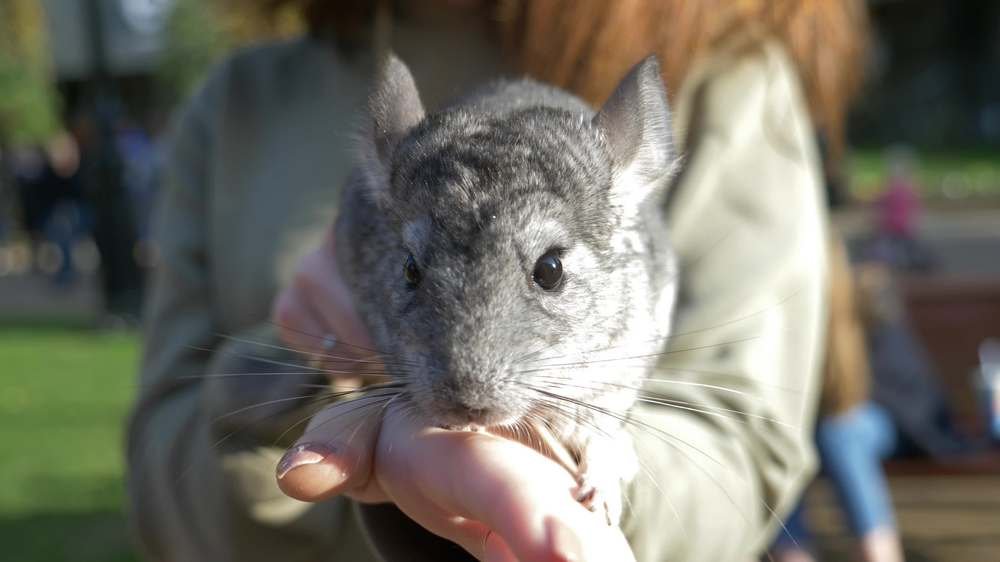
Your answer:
[594,56,677,202]
[368,53,425,167]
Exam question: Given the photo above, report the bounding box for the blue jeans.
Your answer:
[775,402,899,548]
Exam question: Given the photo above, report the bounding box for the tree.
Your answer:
[157,0,304,103]
[0,0,59,146]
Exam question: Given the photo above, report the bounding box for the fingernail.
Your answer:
[545,518,585,562]
[276,442,338,480]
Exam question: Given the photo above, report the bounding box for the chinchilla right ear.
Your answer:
[364,53,425,186]
[594,56,678,211]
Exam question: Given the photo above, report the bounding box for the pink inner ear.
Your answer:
[594,56,674,183]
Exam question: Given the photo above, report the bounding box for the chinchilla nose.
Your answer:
[461,406,490,423]
[437,378,508,426]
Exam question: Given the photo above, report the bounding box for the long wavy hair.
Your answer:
[255,0,868,160]
[499,0,869,163]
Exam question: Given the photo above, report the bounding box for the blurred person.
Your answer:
[867,147,935,272]
[116,116,166,258]
[73,109,145,319]
[11,145,49,253]
[10,134,89,285]
[127,1,867,560]
[0,148,9,245]
[771,245,975,562]
[43,131,89,285]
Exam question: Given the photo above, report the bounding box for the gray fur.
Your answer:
[336,55,679,467]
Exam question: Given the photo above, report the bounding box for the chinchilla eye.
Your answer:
[532,250,563,290]
[404,253,421,287]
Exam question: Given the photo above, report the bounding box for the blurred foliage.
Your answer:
[0,328,140,562]
[157,0,305,103]
[0,0,60,145]
[849,148,1000,203]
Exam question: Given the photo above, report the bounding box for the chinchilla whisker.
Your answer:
[534,388,764,526]
[266,320,396,356]
[653,368,802,393]
[313,380,407,397]
[526,365,803,394]
[523,290,803,366]
[528,376,797,425]
[213,381,405,424]
[632,454,683,531]
[667,290,803,340]
[167,392,359,485]
[213,393,329,424]
[529,393,623,443]
[178,371,398,380]
[271,392,398,448]
[213,334,427,372]
[295,383,364,391]
[521,334,765,371]
[527,385,730,472]
[631,396,795,429]
[217,333,423,368]
[632,377,798,399]
[277,391,399,444]
[529,373,761,401]
[528,386,795,542]
[179,371,318,379]
[188,345,431,379]
[508,419,532,452]
[512,339,567,364]
[187,345,330,373]
[337,391,403,450]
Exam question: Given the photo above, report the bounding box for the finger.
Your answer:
[273,272,374,386]
[276,394,388,503]
[378,417,634,562]
[310,233,376,352]
[271,286,328,352]
[386,500,517,562]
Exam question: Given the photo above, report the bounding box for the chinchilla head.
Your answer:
[351,54,679,431]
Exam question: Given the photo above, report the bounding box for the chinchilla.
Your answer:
[335,53,679,525]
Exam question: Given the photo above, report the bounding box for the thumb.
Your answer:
[275,392,389,503]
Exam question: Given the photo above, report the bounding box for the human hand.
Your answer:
[272,227,634,561]
[276,399,636,562]
[271,228,378,386]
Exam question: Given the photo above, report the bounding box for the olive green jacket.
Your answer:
[127,37,827,562]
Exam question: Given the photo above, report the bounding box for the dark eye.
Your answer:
[404,253,421,287]
[532,250,563,291]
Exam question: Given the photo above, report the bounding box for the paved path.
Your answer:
[808,475,1000,562]
[0,270,101,324]
[833,207,1000,275]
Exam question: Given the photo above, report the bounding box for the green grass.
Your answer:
[848,148,1000,202]
[0,328,141,562]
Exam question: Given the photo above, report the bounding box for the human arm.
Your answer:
[124,60,372,562]
[620,42,829,561]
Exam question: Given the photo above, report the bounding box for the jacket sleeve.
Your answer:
[124,58,372,562]
[622,43,828,562]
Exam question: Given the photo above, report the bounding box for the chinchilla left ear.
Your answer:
[368,53,425,168]
[594,56,678,204]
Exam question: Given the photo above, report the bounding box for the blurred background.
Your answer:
[0,1,997,561]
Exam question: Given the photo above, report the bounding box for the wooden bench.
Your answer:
[900,275,1000,434]
[883,275,1000,475]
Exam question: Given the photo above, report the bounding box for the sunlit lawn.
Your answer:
[849,148,1000,202]
[0,327,140,562]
